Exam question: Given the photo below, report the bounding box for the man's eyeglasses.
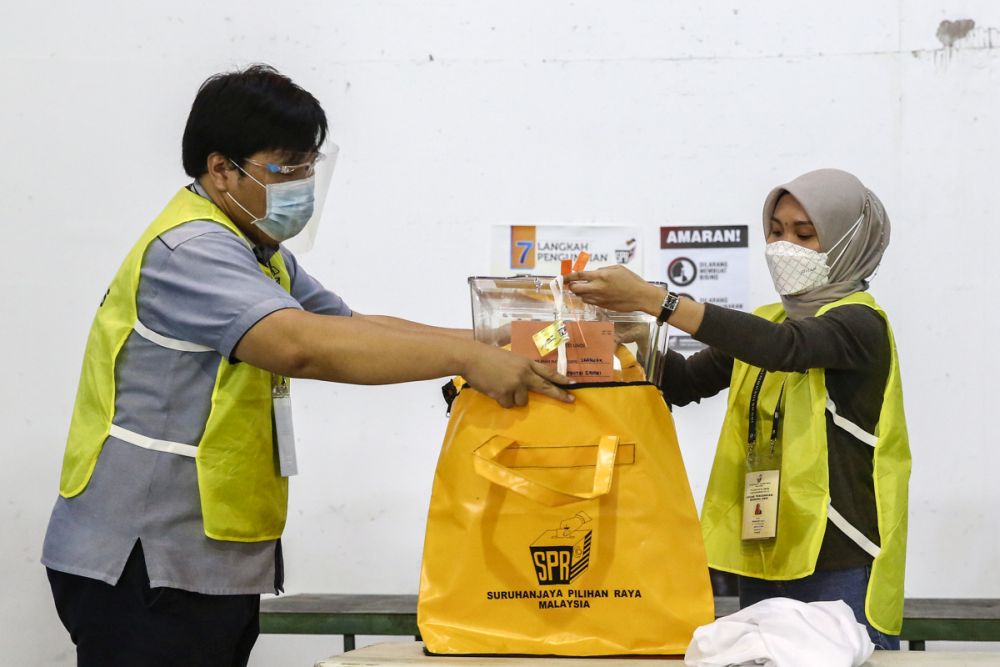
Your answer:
[244,151,327,176]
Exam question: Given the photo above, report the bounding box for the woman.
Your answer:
[566,169,910,650]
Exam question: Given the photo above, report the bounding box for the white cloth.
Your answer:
[684,598,875,667]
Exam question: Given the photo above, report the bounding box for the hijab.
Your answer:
[762,168,890,319]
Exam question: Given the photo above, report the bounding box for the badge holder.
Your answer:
[272,374,298,477]
[741,370,784,541]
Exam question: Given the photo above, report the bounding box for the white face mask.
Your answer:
[226,162,316,243]
[764,213,864,296]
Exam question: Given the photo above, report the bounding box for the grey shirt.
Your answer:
[42,185,350,594]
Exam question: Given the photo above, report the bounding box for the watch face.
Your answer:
[658,294,679,324]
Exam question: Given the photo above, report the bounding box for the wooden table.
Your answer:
[259,594,1000,652]
[314,641,1000,667]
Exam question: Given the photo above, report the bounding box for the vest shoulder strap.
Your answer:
[816,291,881,316]
[752,302,785,321]
[752,293,884,321]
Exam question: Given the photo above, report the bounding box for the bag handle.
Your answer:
[472,435,619,506]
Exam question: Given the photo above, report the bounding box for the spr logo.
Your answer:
[530,512,592,586]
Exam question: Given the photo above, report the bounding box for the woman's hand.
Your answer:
[565,265,665,315]
[566,265,706,335]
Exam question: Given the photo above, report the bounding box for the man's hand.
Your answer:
[461,345,574,408]
[564,265,665,315]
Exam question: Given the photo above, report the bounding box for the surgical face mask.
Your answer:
[764,212,864,296]
[226,162,316,242]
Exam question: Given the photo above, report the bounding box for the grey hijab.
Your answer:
[762,168,890,319]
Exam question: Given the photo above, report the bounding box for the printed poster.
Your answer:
[659,225,749,352]
[491,225,642,275]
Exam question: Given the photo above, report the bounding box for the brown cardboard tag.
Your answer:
[742,469,779,540]
[511,320,615,382]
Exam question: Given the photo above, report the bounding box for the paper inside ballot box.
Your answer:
[510,320,615,382]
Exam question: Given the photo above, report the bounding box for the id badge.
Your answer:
[272,375,298,477]
[742,469,779,540]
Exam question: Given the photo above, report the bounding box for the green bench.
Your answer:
[259,594,1000,652]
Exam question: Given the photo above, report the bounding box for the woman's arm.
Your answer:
[691,302,887,373]
[661,347,735,407]
[567,265,887,373]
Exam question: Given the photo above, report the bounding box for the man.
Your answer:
[43,65,571,667]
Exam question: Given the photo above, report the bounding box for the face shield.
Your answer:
[283,143,339,254]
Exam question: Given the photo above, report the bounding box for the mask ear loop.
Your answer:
[231,160,268,189]
[826,203,868,270]
[225,191,264,225]
[226,160,268,224]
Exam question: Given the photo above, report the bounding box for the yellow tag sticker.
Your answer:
[532,320,570,357]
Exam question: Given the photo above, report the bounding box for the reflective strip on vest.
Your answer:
[825,398,878,447]
[825,399,881,557]
[108,424,198,458]
[133,319,214,353]
[110,320,209,457]
[828,503,881,559]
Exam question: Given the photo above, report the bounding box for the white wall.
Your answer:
[3,1,999,664]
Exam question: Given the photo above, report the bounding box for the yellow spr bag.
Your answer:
[417,381,714,655]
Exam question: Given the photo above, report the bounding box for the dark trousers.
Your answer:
[739,565,900,650]
[47,542,260,667]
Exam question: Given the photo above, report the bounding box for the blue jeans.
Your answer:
[738,566,899,650]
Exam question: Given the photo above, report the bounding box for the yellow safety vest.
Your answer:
[700,292,910,634]
[59,188,291,542]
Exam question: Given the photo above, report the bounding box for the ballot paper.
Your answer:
[510,320,615,382]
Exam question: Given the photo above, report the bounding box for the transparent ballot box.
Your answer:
[469,276,669,385]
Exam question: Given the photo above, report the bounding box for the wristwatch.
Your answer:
[656,290,680,325]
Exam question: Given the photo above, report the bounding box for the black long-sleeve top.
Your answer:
[661,301,891,569]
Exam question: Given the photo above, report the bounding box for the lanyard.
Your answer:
[252,246,283,284]
[747,369,785,465]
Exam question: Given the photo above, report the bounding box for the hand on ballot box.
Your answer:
[461,343,575,408]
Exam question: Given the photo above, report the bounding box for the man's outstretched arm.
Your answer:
[235,308,573,408]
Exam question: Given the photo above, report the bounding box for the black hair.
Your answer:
[181,64,328,177]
